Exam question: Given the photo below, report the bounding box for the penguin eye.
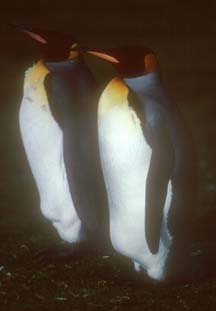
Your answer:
[23,30,47,44]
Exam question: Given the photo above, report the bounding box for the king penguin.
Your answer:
[72,45,198,282]
[17,26,108,259]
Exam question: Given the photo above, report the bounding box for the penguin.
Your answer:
[72,45,198,281]
[17,26,108,260]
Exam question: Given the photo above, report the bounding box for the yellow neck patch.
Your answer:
[24,60,50,107]
[98,77,129,115]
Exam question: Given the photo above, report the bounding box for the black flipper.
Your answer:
[44,61,108,242]
[145,121,173,254]
[145,94,197,270]
[128,90,174,254]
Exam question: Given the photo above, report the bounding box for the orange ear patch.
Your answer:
[88,51,119,63]
[68,43,79,60]
[144,53,158,73]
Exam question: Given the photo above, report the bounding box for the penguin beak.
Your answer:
[10,24,47,44]
[22,30,47,44]
[71,46,119,64]
[87,51,119,63]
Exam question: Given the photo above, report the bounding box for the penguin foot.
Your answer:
[34,241,97,265]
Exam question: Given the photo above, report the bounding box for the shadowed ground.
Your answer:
[0,1,216,310]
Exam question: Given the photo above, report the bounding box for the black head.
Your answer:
[72,45,159,78]
[13,25,79,62]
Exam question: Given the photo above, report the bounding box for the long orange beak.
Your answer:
[71,46,119,64]
[87,51,119,63]
[22,30,47,44]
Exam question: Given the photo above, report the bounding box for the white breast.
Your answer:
[19,68,82,244]
[98,104,172,281]
[98,105,152,254]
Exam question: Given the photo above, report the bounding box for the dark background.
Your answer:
[0,1,216,310]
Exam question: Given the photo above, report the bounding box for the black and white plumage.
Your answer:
[20,60,83,243]
[18,28,108,254]
[72,45,198,281]
[97,77,173,280]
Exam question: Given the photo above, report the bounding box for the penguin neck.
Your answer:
[124,71,161,94]
[45,57,83,72]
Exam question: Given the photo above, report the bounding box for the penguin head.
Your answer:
[14,25,79,62]
[72,45,159,78]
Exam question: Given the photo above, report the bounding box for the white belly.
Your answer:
[98,105,172,280]
[19,95,82,244]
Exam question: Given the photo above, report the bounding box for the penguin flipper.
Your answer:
[44,70,104,236]
[128,89,174,254]
[127,90,174,254]
[145,121,174,254]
